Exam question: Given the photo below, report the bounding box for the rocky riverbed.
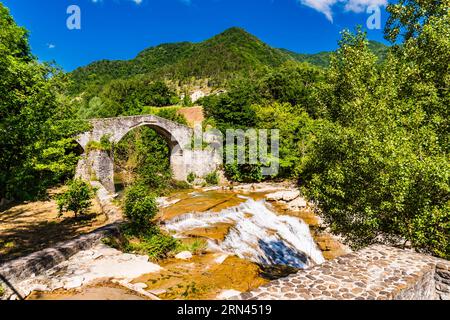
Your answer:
[22,182,350,300]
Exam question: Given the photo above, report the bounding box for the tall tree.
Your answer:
[385,0,450,42]
[0,4,87,201]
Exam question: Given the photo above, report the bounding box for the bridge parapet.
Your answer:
[77,114,193,150]
[233,245,450,300]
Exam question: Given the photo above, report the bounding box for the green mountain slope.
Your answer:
[281,40,389,67]
[69,27,388,94]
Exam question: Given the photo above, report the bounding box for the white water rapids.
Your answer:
[163,196,325,269]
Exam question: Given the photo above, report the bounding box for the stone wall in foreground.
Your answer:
[235,245,450,300]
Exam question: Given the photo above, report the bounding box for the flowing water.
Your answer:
[164,195,325,269]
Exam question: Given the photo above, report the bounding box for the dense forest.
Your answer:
[0,0,448,260]
[69,27,388,95]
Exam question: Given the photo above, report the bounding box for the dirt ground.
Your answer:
[176,106,204,127]
[0,187,108,263]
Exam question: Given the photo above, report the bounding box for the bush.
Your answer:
[204,171,219,185]
[176,239,207,255]
[135,232,179,261]
[224,163,264,183]
[122,225,179,261]
[56,179,95,217]
[123,184,158,232]
[187,172,196,184]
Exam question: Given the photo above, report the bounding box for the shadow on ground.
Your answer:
[0,211,103,264]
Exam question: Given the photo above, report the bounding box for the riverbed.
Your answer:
[27,184,349,300]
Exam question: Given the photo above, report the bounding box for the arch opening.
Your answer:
[113,124,181,195]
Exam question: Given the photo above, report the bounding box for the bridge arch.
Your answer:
[75,114,221,193]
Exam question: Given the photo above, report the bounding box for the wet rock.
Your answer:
[134,283,148,289]
[287,197,307,211]
[31,284,49,292]
[214,254,229,264]
[64,276,84,290]
[148,289,167,296]
[175,251,193,260]
[266,190,300,202]
[217,289,242,300]
[203,186,222,192]
[156,197,181,208]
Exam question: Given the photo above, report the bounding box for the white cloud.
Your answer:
[298,0,387,22]
[47,43,56,49]
[344,0,387,13]
[299,0,337,22]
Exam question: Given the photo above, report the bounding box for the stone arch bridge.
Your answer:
[75,114,221,193]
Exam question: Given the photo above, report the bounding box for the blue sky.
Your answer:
[2,0,391,71]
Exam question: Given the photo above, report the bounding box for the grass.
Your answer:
[176,239,208,255]
[102,229,209,262]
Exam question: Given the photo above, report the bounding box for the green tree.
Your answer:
[385,0,450,42]
[253,102,317,178]
[123,183,158,232]
[56,179,95,217]
[0,4,88,201]
[202,78,258,131]
[301,27,449,259]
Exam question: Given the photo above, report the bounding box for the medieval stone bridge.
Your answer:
[75,114,221,193]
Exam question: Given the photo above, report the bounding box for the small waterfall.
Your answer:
[164,197,325,269]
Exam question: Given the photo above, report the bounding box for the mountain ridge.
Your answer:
[69,27,388,94]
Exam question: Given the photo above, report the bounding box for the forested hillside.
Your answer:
[282,40,389,67]
[69,27,388,95]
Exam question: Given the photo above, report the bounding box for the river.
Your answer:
[28,184,348,300]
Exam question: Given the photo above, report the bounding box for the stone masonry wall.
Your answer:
[435,262,450,300]
[234,245,450,300]
[76,150,115,193]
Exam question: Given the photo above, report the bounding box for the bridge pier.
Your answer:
[76,150,115,193]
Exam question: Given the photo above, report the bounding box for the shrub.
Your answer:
[123,225,179,261]
[0,283,4,297]
[86,134,112,153]
[224,163,264,183]
[123,184,158,232]
[204,171,219,185]
[56,179,95,217]
[187,172,196,184]
[138,232,179,261]
[176,239,207,255]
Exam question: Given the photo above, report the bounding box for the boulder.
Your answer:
[63,276,84,290]
[132,282,148,290]
[266,190,300,202]
[175,251,193,260]
[287,197,308,211]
